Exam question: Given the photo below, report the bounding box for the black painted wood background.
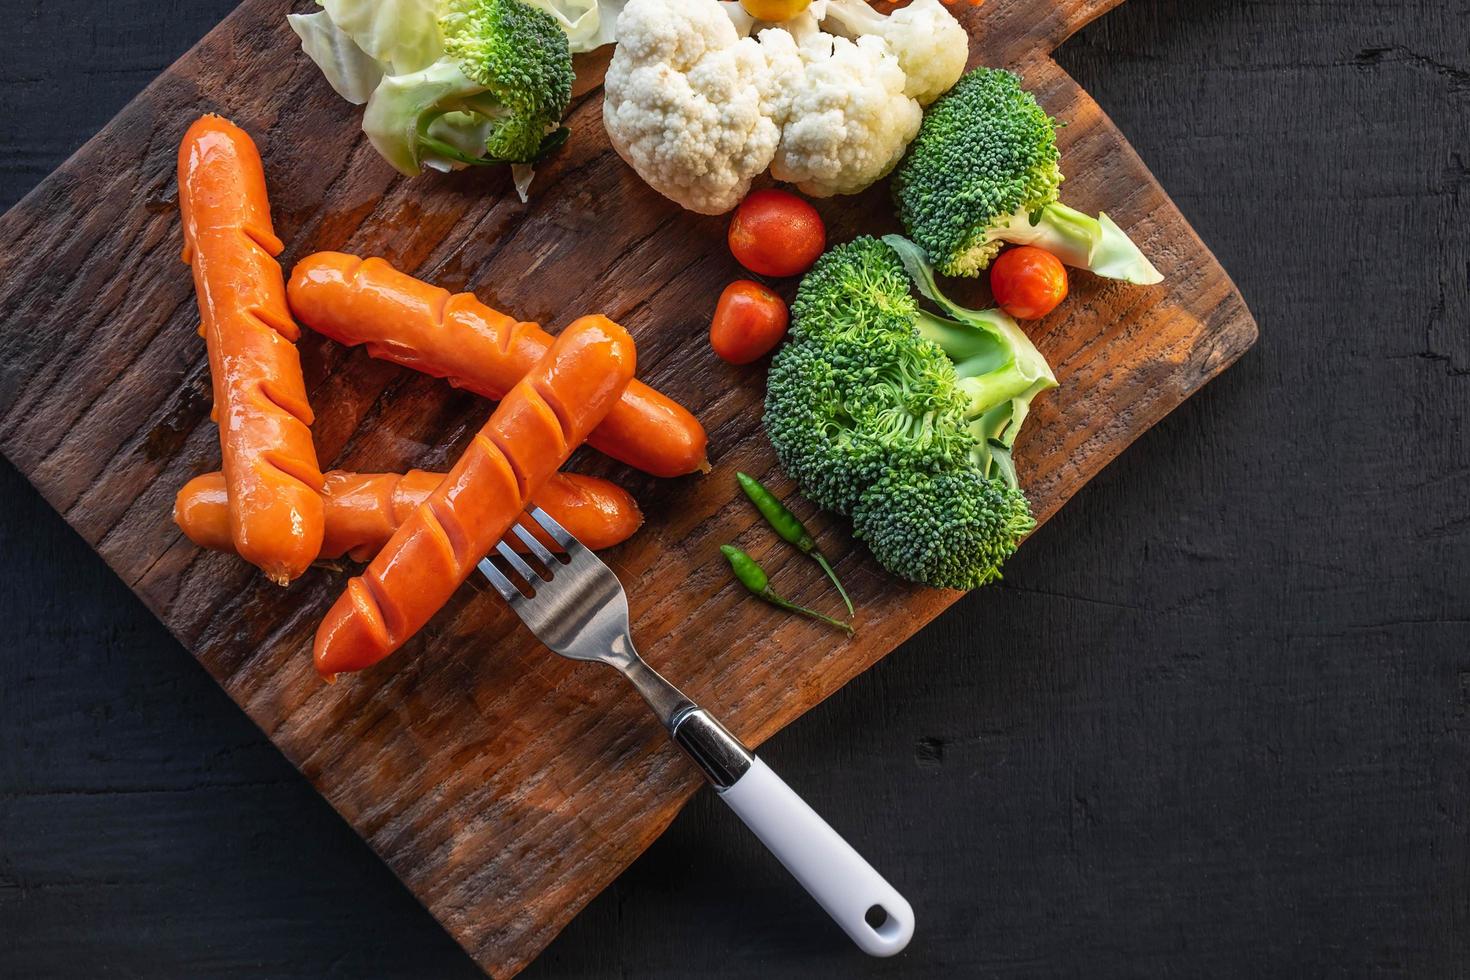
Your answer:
[1,0,1465,976]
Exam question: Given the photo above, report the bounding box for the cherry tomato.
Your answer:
[710,280,790,365]
[728,189,826,278]
[990,246,1070,320]
[739,0,812,21]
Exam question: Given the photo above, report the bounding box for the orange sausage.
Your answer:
[179,115,325,585]
[174,469,643,561]
[287,252,709,479]
[314,315,637,679]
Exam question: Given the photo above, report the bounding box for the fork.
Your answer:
[479,508,915,957]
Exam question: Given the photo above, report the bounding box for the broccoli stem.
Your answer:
[991,203,1164,285]
[886,234,1058,420]
[420,134,497,167]
[968,373,1056,489]
[884,233,1060,488]
[915,311,1042,414]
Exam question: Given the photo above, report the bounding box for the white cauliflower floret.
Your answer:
[822,0,969,106]
[602,0,969,213]
[604,0,785,214]
[769,31,921,198]
[753,18,807,97]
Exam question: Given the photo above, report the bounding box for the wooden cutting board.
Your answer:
[0,0,1256,975]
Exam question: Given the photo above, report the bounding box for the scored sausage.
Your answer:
[313,315,638,679]
[288,252,709,479]
[174,469,644,561]
[179,115,325,585]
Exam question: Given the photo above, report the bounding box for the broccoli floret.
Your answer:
[765,332,971,513]
[894,67,1163,284]
[893,68,1061,277]
[766,339,870,512]
[853,468,1036,591]
[443,0,574,119]
[363,0,572,177]
[763,235,1059,589]
[789,236,920,349]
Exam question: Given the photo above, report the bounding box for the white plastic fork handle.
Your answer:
[717,757,915,956]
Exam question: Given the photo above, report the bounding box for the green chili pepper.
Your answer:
[736,472,854,616]
[720,546,853,635]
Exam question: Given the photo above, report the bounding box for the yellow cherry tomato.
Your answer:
[740,0,812,21]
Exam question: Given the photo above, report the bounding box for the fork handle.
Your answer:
[672,711,914,956]
[718,757,915,956]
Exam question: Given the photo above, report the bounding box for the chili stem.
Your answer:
[737,472,856,616]
[760,590,854,635]
[721,544,852,635]
[813,553,854,617]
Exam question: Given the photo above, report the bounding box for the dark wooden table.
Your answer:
[1,0,1464,976]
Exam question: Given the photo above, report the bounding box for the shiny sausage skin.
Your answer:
[313,316,638,679]
[287,252,709,478]
[179,115,325,585]
[174,469,643,561]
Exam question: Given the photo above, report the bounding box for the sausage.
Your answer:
[313,315,638,679]
[174,469,644,561]
[287,252,709,478]
[179,115,325,585]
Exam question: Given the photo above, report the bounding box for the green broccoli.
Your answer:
[766,330,973,514]
[788,235,922,349]
[893,67,1163,285]
[764,235,1058,590]
[852,468,1036,591]
[362,0,573,177]
[883,234,1057,487]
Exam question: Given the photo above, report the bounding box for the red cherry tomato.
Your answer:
[990,246,1070,320]
[710,280,790,365]
[728,189,826,278]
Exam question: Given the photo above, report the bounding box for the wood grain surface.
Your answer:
[0,1,1256,975]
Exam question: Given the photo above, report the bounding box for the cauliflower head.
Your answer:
[768,31,921,198]
[602,0,969,213]
[823,0,969,106]
[603,0,785,214]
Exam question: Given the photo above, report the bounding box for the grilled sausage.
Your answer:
[174,469,643,561]
[288,252,708,478]
[313,315,637,679]
[179,115,324,584]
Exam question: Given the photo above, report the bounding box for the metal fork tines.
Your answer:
[477,507,916,957]
[479,517,630,668]
[478,509,747,779]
